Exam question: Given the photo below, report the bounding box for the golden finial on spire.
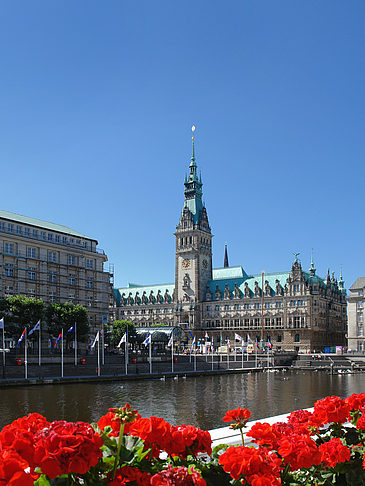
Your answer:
[192,125,196,141]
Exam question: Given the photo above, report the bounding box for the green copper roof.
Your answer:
[114,283,175,306]
[213,266,247,280]
[0,209,91,240]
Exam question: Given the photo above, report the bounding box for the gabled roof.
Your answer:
[350,278,365,290]
[114,282,174,306]
[0,209,90,240]
[208,271,290,296]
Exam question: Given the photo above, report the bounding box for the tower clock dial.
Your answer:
[182,258,191,269]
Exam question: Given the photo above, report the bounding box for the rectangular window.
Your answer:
[40,231,46,240]
[215,305,220,311]
[7,223,14,233]
[62,236,68,244]
[276,317,282,327]
[32,229,38,238]
[4,243,14,254]
[55,235,60,243]
[358,301,363,309]
[5,264,14,277]
[24,227,30,236]
[254,303,260,309]
[49,292,55,304]
[87,296,93,307]
[68,254,76,265]
[0,222,4,231]
[277,334,282,342]
[265,302,270,309]
[16,225,22,235]
[224,305,229,310]
[244,318,250,327]
[358,312,363,323]
[48,233,53,241]
[234,304,239,310]
[48,251,56,263]
[294,316,300,328]
[48,272,56,283]
[276,301,282,308]
[28,267,36,280]
[27,247,36,258]
[244,303,250,309]
[69,274,75,286]
[86,278,93,289]
[254,318,260,327]
[86,258,94,269]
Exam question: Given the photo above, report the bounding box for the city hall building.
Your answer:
[114,137,347,352]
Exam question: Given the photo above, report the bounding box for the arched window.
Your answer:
[294,333,300,343]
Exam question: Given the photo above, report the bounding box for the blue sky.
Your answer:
[0,1,364,289]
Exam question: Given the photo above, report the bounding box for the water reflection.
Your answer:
[1,370,365,430]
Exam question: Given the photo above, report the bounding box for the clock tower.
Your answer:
[174,128,213,330]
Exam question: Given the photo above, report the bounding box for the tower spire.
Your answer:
[309,248,316,276]
[224,242,229,268]
[191,125,196,162]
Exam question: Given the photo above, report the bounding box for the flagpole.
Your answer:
[241,345,244,369]
[171,332,174,373]
[97,332,100,376]
[194,346,196,371]
[61,328,64,378]
[25,328,28,380]
[227,342,229,370]
[2,320,5,369]
[101,322,104,365]
[255,342,258,368]
[125,327,128,375]
[39,321,41,366]
[149,336,152,374]
[74,321,77,366]
[211,344,214,371]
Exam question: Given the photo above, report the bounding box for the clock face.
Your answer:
[202,259,208,269]
[182,258,191,269]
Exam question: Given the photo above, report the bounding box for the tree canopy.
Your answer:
[109,320,137,346]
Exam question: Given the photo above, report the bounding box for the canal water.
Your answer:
[1,370,365,431]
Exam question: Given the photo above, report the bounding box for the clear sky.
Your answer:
[1,1,364,290]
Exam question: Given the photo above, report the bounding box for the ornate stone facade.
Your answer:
[113,138,347,352]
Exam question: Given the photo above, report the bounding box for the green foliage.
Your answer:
[109,321,137,346]
[150,323,168,327]
[45,302,89,341]
[3,295,45,339]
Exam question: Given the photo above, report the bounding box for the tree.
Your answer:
[45,302,89,342]
[4,296,45,340]
[109,320,137,347]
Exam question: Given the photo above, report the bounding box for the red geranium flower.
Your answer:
[0,449,36,486]
[247,422,281,449]
[319,438,351,468]
[98,405,141,437]
[0,413,49,467]
[313,396,349,425]
[223,408,251,430]
[107,466,152,485]
[129,416,173,457]
[277,433,321,470]
[33,420,103,478]
[219,445,282,485]
[345,393,365,412]
[172,424,212,458]
[150,464,206,486]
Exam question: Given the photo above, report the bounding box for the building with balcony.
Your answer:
[113,135,347,352]
[0,209,113,330]
[347,278,365,351]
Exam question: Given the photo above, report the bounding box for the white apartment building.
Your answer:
[0,209,113,330]
[348,278,365,351]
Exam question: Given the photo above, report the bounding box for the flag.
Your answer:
[235,333,244,343]
[54,333,62,348]
[91,331,99,349]
[0,318,4,330]
[167,334,173,347]
[189,331,194,340]
[190,337,196,350]
[117,333,127,347]
[247,334,253,344]
[143,332,151,346]
[256,338,260,349]
[205,332,209,339]
[66,325,75,334]
[16,328,26,347]
[268,339,273,349]
[28,320,40,336]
